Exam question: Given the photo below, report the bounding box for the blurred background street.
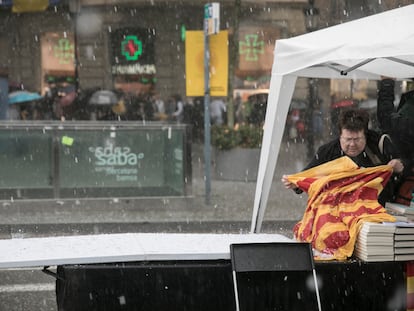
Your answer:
[0,139,309,239]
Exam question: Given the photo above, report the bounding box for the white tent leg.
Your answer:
[251,74,297,233]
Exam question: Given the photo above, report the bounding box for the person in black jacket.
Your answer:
[377,78,414,204]
[377,78,414,177]
[282,108,404,205]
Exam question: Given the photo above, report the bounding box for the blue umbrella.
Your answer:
[8,91,43,105]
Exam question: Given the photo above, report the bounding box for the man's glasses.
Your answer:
[340,136,366,144]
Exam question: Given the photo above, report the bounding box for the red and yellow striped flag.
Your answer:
[287,156,396,261]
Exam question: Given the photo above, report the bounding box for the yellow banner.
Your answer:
[185,30,228,97]
[13,0,50,13]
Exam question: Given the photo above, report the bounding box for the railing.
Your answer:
[0,121,191,200]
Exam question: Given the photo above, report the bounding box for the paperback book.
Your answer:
[354,222,395,262]
[385,202,414,221]
[394,254,414,261]
[382,221,414,261]
[394,247,414,254]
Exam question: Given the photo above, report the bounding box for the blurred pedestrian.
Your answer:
[151,93,167,121]
[210,97,226,125]
[171,94,184,123]
[6,104,21,120]
[234,93,242,124]
[154,94,165,114]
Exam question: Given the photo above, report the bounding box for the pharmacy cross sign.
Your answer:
[239,34,264,61]
[121,35,143,61]
[53,38,74,65]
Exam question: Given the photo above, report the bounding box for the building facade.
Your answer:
[0,0,411,128]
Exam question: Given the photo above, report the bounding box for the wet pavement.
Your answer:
[0,139,310,311]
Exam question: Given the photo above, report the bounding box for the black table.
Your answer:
[56,259,407,311]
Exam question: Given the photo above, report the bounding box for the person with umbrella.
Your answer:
[7,90,43,120]
[87,89,119,120]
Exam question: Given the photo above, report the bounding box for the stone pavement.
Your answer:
[190,140,309,221]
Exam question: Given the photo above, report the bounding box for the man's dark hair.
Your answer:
[338,108,369,134]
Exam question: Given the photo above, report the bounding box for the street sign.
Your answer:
[204,3,220,35]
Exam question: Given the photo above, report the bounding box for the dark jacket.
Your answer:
[304,130,397,170]
[297,130,400,205]
[377,79,414,176]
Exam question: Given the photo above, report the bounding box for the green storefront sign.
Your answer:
[0,122,189,200]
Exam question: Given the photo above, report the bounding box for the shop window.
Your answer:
[41,32,75,94]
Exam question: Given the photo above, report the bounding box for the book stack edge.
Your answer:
[354,222,395,262]
[393,222,414,261]
[385,202,414,222]
[354,203,414,261]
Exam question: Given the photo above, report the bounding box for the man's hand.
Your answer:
[387,158,404,174]
[281,174,295,189]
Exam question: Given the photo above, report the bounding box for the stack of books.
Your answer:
[354,222,395,262]
[385,202,414,222]
[354,220,414,262]
[393,222,414,261]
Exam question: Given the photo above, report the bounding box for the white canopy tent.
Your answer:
[251,4,414,233]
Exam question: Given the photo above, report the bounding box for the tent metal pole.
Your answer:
[340,58,375,75]
[385,57,414,68]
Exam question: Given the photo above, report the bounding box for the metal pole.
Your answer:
[69,0,80,94]
[0,76,8,120]
[204,26,211,205]
[306,78,315,160]
[303,0,319,161]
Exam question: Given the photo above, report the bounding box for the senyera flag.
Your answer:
[287,156,396,261]
[0,0,60,13]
